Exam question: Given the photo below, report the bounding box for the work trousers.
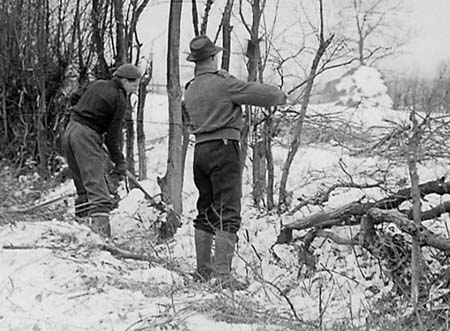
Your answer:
[62,120,113,215]
[193,139,242,234]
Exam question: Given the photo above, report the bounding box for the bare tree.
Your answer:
[338,0,408,65]
[278,0,335,211]
[238,0,266,207]
[0,0,71,176]
[36,0,51,178]
[406,110,422,308]
[121,0,152,178]
[92,0,111,78]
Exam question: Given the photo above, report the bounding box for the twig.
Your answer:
[4,193,74,214]
[99,242,176,269]
[263,279,318,328]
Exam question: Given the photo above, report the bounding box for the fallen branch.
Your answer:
[409,200,450,221]
[289,181,381,215]
[2,242,184,274]
[314,229,358,246]
[277,201,368,244]
[4,193,74,214]
[99,242,183,273]
[288,178,450,218]
[374,177,449,210]
[100,243,163,264]
[284,200,369,231]
[368,208,450,251]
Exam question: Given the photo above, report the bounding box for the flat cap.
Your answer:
[113,63,142,80]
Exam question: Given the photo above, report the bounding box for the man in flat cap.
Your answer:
[62,63,142,236]
[184,35,286,290]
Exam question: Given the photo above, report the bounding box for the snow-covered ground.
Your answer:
[1,66,449,330]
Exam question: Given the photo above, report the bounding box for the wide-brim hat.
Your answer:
[187,35,223,62]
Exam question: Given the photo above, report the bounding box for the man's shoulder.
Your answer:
[186,70,233,90]
[88,79,115,91]
[214,69,233,79]
[90,79,122,95]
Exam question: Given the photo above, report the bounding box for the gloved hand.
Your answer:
[111,162,127,180]
[107,172,122,194]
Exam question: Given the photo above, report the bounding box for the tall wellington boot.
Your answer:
[212,230,247,291]
[194,229,213,281]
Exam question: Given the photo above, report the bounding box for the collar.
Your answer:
[112,77,127,95]
[194,62,218,77]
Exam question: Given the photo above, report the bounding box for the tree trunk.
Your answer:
[252,139,266,208]
[158,0,183,239]
[200,0,214,35]
[241,0,263,197]
[181,103,190,187]
[92,0,110,78]
[407,110,422,307]
[125,103,135,176]
[137,61,152,180]
[221,0,234,70]
[240,106,251,172]
[264,109,275,210]
[112,0,126,65]
[36,0,50,179]
[1,83,6,141]
[353,1,365,65]
[115,0,135,177]
[37,77,49,179]
[190,0,199,36]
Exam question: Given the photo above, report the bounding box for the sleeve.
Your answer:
[104,93,127,174]
[225,77,286,107]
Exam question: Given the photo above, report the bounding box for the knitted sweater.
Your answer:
[184,63,286,143]
[70,77,127,167]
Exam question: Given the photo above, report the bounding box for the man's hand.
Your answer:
[105,171,122,210]
[112,162,127,180]
[108,172,122,193]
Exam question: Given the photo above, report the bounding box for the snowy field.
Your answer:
[1,66,450,330]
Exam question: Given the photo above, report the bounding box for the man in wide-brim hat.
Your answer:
[184,35,287,290]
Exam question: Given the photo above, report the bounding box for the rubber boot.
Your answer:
[212,231,247,290]
[194,229,213,281]
[90,212,111,237]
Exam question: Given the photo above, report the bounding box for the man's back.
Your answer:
[184,64,286,143]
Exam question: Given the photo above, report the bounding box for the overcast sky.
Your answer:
[397,0,450,75]
[139,0,450,81]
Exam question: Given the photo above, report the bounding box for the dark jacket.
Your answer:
[184,63,286,143]
[70,77,127,167]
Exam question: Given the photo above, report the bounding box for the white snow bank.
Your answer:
[336,66,393,109]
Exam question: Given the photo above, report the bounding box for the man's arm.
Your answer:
[105,96,127,177]
[225,76,286,107]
